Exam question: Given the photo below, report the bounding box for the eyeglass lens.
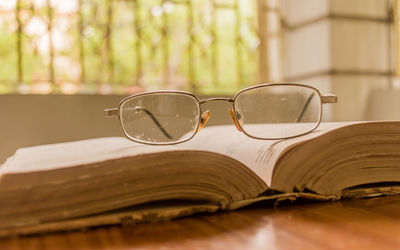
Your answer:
[120,93,200,144]
[234,85,321,139]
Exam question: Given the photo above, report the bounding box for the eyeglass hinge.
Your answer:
[104,108,119,117]
[321,93,338,103]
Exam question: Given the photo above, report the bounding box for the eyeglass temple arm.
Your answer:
[105,108,119,117]
[321,92,337,103]
[296,92,337,123]
[296,92,315,123]
[104,107,173,139]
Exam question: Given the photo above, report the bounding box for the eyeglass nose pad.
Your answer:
[197,110,210,133]
[229,108,242,132]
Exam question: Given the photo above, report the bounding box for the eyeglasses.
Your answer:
[105,83,337,145]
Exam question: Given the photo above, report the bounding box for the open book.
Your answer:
[1,121,400,237]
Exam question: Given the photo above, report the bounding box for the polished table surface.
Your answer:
[2,195,400,250]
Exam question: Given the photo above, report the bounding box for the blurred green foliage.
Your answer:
[0,0,260,94]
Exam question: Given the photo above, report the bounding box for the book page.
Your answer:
[1,122,356,187]
[180,126,280,186]
[0,138,181,174]
[181,122,354,186]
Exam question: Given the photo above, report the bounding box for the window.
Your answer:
[0,0,282,95]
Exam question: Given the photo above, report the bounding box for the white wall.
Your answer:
[281,0,393,121]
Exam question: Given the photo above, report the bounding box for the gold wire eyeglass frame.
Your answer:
[104,83,337,145]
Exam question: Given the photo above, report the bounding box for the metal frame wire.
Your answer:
[105,83,337,145]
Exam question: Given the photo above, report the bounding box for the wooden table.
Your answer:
[2,196,400,250]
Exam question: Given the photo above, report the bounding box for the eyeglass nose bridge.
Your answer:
[199,97,234,105]
[198,97,243,132]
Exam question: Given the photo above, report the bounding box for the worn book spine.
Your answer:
[2,187,400,238]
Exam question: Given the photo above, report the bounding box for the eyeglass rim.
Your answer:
[231,83,323,140]
[118,91,202,145]
[112,83,329,144]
